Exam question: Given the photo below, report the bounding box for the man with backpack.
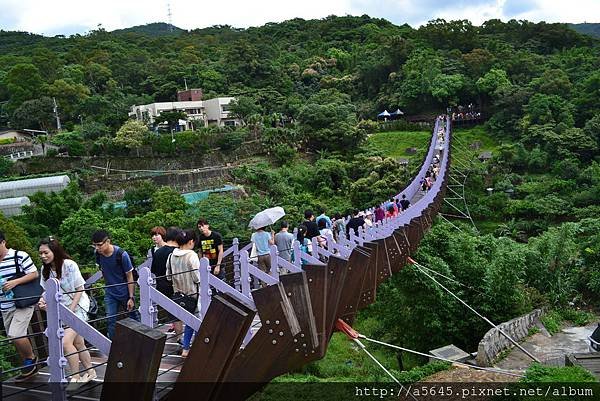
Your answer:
[92,230,138,339]
[0,231,41,380]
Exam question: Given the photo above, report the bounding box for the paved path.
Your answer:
[495,321,597,371]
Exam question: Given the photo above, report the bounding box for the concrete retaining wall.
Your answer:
[476,309,543,366]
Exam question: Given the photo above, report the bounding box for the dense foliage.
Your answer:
[1,16,599,382]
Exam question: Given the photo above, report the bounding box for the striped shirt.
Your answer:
[0,249,37,311]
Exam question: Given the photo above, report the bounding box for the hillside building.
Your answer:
[129,91,240,130]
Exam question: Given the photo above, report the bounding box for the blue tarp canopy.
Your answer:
[377,110,391,117]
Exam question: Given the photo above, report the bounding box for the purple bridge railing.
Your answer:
[42,116,451,386]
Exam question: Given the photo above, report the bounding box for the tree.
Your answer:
[151,186,187,214]
[34,134,48,156]
[123,181,157,216]
[10,97,54,131]
[229,96,263,125]
[431,74,465,105]
[5,63,45,112]
[476,68,512,99]
[155,110,187,132]
[114,119,148,156]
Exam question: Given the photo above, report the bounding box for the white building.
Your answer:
[0,175,71,198]
[129,97,240,130]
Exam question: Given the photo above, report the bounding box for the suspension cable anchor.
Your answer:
[335,318,361,339]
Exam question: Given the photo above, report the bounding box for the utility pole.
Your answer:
[167,2,173,32]
[184,77,188,90]
[52,97,61,132]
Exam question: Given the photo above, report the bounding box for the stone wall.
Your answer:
[476,309,543,366]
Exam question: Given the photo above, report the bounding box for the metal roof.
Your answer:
[0,175,70,197]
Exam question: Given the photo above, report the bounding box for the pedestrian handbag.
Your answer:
[171,291,198,313]
[11,252,44,308]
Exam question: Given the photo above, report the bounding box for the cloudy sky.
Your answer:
[0,0,597,36]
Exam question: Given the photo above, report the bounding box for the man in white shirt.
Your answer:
[0,231,40,380]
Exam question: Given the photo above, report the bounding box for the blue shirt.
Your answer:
[251,231,272,256]
[316,214,333,229]
[97,246,133,300]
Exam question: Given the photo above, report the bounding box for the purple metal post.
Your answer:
[232,238,241,292]
[292,240,302,269]
[44,278,66,384]
[240,249,252,298]
[138,266,156,328]
[269,244,280,279]
[199,257,211,320]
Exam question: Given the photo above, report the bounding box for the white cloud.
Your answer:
[0,0,597,36]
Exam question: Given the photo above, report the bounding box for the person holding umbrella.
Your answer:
[249,207,285,275]
[251,227,275,274]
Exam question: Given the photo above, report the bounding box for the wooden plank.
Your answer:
[384,233,403,275]
[221,282,301,400]
[374,239,391,284]
[357,242,378,310]
[392,228,410,272]
[335,247,371,326]
[266,271,322,377]
[101,318,166,401]
[165,295,256,401]
[323,256,349,343]
[280,272,318,350]
[302,263,328,358]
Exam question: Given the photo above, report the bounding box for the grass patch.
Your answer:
[522,363,598,383]
[366,130,431,163]
[452,126,500,154]
[541,308,596,335]
[541,310,563,335]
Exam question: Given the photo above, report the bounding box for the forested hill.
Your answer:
[569,23,600,38]
[0,16,598,140]
[111,22,186,36]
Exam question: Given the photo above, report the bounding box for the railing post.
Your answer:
[232,238,241,291]
[240,249,251,299]
[199,257,211,320]
[311,236,319,258]
[138,267,156,328]
[269,244,280,280]
[293,240,302,269]
[45,278,67,384]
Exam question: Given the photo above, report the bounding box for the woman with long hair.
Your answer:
[166,230,200,358]
[37,237,96,385]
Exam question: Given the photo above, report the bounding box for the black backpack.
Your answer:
[95,247,139,282]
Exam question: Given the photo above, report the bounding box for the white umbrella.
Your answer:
[248,206,286,229]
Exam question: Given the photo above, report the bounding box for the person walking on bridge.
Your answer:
[251,227,275,274]
[167,230,200,358]
[196,219,224,280]
[37,237,97,385]
[0,230,40,381]
[91,230,138,340]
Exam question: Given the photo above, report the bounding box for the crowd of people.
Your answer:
[0,186,427,383]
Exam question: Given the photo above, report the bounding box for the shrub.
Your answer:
[522,363,598,383]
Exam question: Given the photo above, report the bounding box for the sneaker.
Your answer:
[67,376,82,391]
[79,369,97,383]
[15,356,39,381]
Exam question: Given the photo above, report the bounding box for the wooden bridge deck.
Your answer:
[566,352,600,380]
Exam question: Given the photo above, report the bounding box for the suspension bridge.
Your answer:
[2,115,453,401]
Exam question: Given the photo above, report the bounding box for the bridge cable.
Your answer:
[334,320,419,401]
[408,257,541,364]
[336,319,523,379]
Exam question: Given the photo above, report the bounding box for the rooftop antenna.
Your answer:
[167,2,173,32]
